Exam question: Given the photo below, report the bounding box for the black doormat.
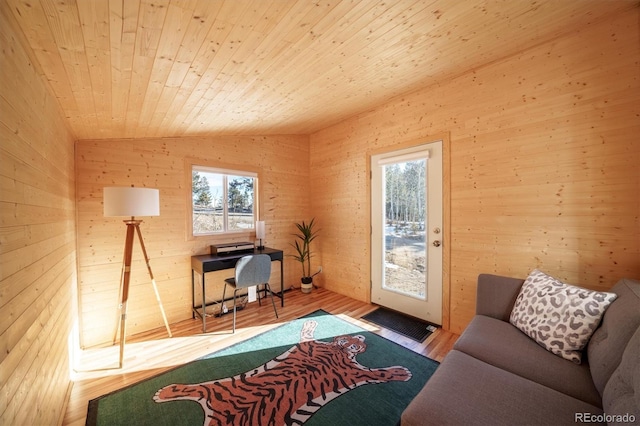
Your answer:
[361,307,438,343]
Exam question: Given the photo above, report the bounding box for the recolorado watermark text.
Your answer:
[575,412,636,423]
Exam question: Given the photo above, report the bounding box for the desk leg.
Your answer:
[202,272,206,333]
[191,269,195,319]
[280,259,284,307]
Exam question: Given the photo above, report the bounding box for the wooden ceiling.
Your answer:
[7,0,632,140]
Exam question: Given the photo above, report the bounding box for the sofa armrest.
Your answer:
[476,274,525,321]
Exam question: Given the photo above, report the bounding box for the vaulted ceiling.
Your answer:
[7,0,632,140]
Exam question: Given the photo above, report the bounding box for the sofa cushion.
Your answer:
[454,314,601,407]
[602,326,640,424]
[401,350,604,426]
[588,278,640,396]
[509,269,617,364]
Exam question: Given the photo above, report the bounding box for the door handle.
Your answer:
[432,240,441,247]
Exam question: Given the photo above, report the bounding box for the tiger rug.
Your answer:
[153,319,412,425]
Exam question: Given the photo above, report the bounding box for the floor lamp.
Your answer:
[104,186,172,368]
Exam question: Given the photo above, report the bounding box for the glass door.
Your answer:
[371,141,443,323]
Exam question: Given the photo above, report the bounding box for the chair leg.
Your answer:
[232,288,238,333]
[266,284,279,319]
[221,283,228,317]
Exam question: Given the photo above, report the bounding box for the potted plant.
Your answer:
[290,218,320,293]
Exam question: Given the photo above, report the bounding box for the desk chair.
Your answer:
[222,254,278,332]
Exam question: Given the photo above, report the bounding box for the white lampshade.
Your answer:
[104,187,160,217]
[256,221,266,239]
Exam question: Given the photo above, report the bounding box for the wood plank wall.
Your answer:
[310,8,640,334]
[0,2,78,425]
[75,136,310,348]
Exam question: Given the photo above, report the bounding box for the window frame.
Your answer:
[187,160,260,240]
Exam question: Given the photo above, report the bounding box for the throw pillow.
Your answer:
[509,269,617,364]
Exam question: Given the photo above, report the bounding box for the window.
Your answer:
[191,165,257,236]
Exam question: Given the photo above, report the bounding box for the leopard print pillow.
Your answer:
[509,269,617,364]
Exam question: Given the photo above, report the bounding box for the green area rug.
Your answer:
[86,310,439,426]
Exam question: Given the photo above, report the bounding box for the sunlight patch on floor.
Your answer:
[70,322,285,381]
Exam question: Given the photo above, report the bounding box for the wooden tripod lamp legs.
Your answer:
[134,224,173,339]
[113,220,172,368]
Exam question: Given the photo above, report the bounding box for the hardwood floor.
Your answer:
[62,288,458,425]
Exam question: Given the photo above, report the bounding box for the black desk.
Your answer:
[191,247,284,332]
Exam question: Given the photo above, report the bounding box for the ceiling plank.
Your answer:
[124,0,170,138]
[135,0,197,138]
[77,0,112,137]
[40,0,96,133]
[108,0,140,137]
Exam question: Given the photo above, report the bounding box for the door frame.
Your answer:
[366,133,451,330]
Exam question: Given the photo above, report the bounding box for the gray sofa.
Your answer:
[402,274,640,425]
